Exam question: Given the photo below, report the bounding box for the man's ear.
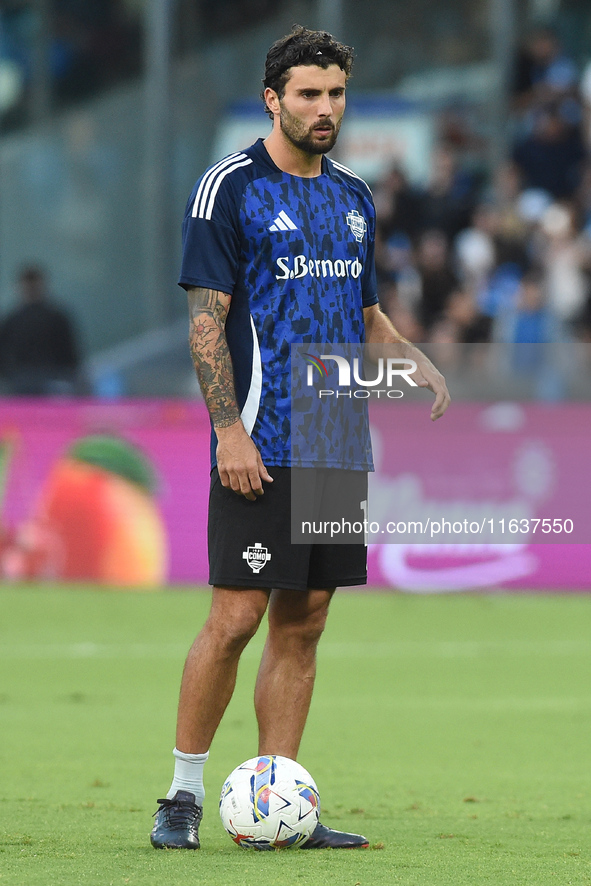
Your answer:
[264,87,280,117]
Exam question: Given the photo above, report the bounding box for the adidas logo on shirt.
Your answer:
[269,210,299,232]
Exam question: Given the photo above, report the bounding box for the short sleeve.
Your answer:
[178,170,242,294]
[361,196,379,308]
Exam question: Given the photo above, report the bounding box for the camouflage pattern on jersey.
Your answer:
[178,139,378,469]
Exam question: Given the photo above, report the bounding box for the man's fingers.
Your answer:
[219,464,248,496]
[248,467,264,496]
[237,468,256,500]
[414,362,451,420]
[249,459,274,496]
[225,464,265,500]
[239,482,256,501]
[230,471,243,494]
[430,386,451,420]
[216,434,272,500]
[257,456,274,485]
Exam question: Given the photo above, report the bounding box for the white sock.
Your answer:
[167,747,209,805]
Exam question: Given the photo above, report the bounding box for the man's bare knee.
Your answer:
[268,590,333,648]
[206,587,269,653]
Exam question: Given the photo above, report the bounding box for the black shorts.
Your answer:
[208,466,368,591]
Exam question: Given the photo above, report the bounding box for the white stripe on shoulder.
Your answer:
[191,152,243,218]
[203,157,253,221]
[331,160,373,194]
[240,314,262,436]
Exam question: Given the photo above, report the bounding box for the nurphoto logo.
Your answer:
[304,353,418,399]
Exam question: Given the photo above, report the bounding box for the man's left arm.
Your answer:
[363,303,451,421]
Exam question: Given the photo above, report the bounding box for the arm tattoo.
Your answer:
[187,287,240,428]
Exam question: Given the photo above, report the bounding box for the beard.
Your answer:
[279,105,342,155]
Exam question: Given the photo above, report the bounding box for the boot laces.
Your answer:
[153,797,202,829]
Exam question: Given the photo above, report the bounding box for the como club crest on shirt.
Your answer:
[242,542,272,573]
[346,209,367,242]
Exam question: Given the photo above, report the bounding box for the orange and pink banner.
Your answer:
[0,399,589,590]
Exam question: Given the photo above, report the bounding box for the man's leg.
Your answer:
[176,586,270,754]
[151,586,269,849]
[254,585,369,850]
[255,587,333,758]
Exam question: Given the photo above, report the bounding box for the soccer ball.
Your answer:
[219,755,320,850]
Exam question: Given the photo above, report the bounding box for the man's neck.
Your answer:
[263,130,323,178]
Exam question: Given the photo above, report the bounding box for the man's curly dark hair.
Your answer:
[261,25,354,119]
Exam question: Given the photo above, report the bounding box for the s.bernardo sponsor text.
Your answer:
[276,254,363,280]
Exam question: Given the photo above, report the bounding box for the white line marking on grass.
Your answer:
[0,642,190,659]
[316,639,591,658]
[321,695,591,712]
[1,639,591,659]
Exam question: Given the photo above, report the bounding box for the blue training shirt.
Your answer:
[179,138,378,469]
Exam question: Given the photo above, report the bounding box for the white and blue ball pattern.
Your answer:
[219,755,320,849]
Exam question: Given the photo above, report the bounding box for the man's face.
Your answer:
[275,63,346,155]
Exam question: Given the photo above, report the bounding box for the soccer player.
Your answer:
[151,25,450,850]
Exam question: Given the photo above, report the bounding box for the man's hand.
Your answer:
[363,303,451,420]
[408,351,451,421]
[216,421,274,501]
[187,286,274,495]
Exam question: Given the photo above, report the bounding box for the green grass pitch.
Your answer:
[2,587,591,885]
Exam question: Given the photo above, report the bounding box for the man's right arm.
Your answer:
[187,286,272,500]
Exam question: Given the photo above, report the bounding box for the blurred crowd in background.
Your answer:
[0,0,277,127]
[0,0,141,125]
[374,26,591,351]
[1,3,591,398]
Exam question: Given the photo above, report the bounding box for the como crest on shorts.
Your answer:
[242,542,272,573]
